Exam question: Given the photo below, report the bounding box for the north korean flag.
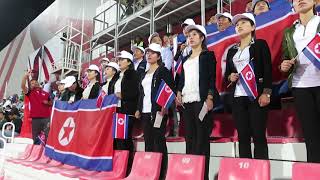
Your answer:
[155,80,176,109]
[302,32,320,70]
[239,62,258,100]
[96,90,107,108]
[112,113,129,139]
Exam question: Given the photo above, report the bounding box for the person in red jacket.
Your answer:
[21,70,52,143]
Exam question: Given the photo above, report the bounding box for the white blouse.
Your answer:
[142,72,154,113]
[82,82,94,99]
[102,77,112,94]
[292,15,320,88]
[233,46,250,97]
[182,56,201,103]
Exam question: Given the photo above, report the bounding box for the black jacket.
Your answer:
[137,64,175,117]
[224,39,272,97]
[117,69,139,115]
[101,73,120,95]
[85,82,101,99]
[60,83,83,102]
[177,50,219,103]
[136,59,147,78]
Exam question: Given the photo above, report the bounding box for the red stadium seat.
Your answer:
[43,163,79,173]
[218,158,270,180]
[31,159,63,170]
[20,149,51,167]
[79,150,130,180]
[6,144,33,162]
[292,162,320,180]
[9,145,43,164]
[124,152,162,180]
[165,154,205,180]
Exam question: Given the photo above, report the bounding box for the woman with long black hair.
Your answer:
[82,64,101,99]
[135,43,174,179]
[176,24,218,180]
[225,13,272,159]
[114,51,139,152]
[281,0,320,163]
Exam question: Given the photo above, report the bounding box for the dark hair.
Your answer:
[95,70,101,83]
[156,52,162,65]
[126,59,134,70]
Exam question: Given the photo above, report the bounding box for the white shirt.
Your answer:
[292,15,320,88]
[134,59,143,70]
[82,82,94,99]
[182,56,201,103]
[102,77,112,94]
[115,72,124,107]
[142,72,154,113]
[161,47,173,70]
[233,46,251,97]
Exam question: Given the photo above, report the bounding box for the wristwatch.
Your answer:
[265,94,271,98]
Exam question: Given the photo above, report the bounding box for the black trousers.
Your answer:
[141,113,168,179]
[32,118,50,144]
[232,97,268,159]
[183,102,213,180]
[113,116,135,152]
[293,87,320,163]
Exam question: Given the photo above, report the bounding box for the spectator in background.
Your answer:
[1,110,22,137]
[149,32,173,71]
[163,33,171,48]
[100,57,110,83]
[246,1,253,12]
[0,111,7,131]
[55,80,65,100]
[133,35,144,47]
[252,0,270,16]
[21,70,52,143]
[207,16,217,25]
[101,62,120,95]
[132,45,148,78]
[215,12,233,32]
[114,50,139,152]
[60,76,83,103]
[280,0,320,163]
[176,24,218,180]
[176,18,196,59]
[225,13,271,160]
[82,65,101,100]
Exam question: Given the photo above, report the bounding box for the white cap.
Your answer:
[181,18,196,27]
[232,13,256,25]
[185,24,207,37]
[252,0,270,9]
[132,45,145,54]
[148,32,160,44]
[61,76,76,88]
[100,57,110,63]
[215,12,233,21]
[145,43,162,53]
[116,50,134,62]
[106,62,120,72]
[87,64,100,72]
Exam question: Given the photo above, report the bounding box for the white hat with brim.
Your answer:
[145,43,162,54]
[100,57,110,63]
[87,64,100,72]
[215,12,233,21]
[132,45,145,54]
[232,13,256,26]
[181,18,196,27]
[106,62,120,72]
[185,24,207,37]
[116,50,134,62]
[62,76,76,88]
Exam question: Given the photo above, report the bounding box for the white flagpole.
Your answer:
[78,0,85,80]
[3,81,8,99]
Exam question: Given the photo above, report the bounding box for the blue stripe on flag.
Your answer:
[239,75,256,101]
[45,146,113,171]
[303,48,320,70]
[112,113,116,138]
[54,94,118,111]
[125,115,129,139]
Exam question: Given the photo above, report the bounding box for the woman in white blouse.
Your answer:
[176,24,218,180]
[281,0,320,163]
[82,64,100,99]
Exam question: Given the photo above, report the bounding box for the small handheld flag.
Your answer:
[155,80,176,109]
[112,113,129,139]
[96,90,107,108]
[239,62,258,100]
[301,32,320,70]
